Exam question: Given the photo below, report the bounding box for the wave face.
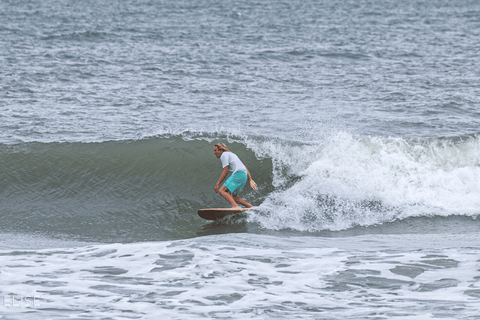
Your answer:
[0,135,273,242]
[1,133,479,242]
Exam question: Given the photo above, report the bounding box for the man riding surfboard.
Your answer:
[213,143,257,208]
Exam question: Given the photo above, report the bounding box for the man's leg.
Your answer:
[219,185,240,208]
[232,195,253,208]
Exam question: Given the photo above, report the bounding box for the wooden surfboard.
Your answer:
[198,208,252,220]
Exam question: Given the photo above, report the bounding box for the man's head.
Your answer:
[214,145,223,158]
[213,143,228,158]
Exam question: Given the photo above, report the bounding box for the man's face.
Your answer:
[213,146,223,158]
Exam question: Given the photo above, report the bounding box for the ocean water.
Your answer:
[1,0,480,319]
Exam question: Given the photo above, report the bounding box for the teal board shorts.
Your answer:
[223,171,247,196]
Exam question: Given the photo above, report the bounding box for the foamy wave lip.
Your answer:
[250,132,480,231]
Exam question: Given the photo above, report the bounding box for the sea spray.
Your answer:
[250,133,480,231]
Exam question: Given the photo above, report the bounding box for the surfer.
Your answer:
[213,143,257,208]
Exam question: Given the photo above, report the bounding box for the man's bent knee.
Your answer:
[219,185,230,194]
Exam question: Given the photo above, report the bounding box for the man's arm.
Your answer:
[214,166,229,193]
[245,167,257,189]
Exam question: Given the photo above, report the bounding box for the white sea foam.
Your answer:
[1,234,479,319]
[248,132,480,231]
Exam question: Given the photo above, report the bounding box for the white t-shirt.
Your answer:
[220,152,247,174]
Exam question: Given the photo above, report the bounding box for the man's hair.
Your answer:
[215,143,229,152]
